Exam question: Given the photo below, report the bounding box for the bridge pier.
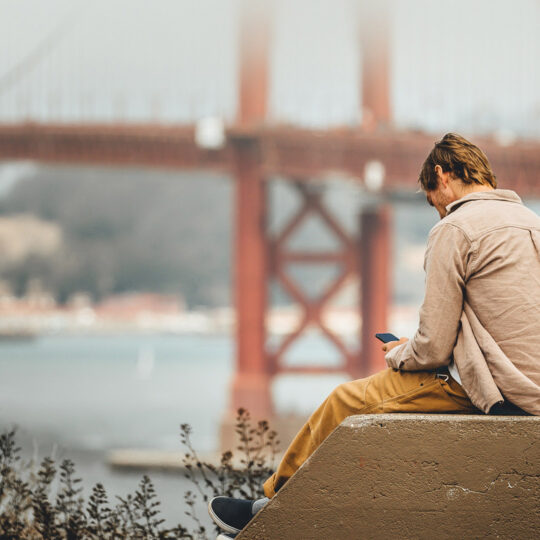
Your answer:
[359,205,392,377]
[231,135,272,419]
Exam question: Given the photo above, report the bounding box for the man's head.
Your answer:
[419,133,497,218]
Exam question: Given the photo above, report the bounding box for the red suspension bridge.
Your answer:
[1,1,540,422]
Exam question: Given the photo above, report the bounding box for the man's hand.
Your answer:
[382,337,409,353]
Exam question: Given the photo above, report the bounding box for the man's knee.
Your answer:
[327,379,365,410]
[329,381,350,401]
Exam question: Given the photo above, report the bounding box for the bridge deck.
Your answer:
[0,124,539,197]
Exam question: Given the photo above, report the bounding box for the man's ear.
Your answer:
[435,165,450,188]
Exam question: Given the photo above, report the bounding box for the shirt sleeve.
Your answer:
[385,222,472,371]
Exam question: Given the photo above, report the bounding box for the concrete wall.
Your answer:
[240,414,540,540]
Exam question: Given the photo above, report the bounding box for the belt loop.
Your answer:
[436,372,449,383]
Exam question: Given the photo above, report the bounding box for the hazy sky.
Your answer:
[1,0,539,136]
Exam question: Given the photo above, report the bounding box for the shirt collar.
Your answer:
[445,189,522,215]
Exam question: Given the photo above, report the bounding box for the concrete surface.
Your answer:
[239,414,540,540]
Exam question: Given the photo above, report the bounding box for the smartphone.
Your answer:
[375,332,399,343]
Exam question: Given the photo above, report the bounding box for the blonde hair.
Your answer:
[419,133,497,191]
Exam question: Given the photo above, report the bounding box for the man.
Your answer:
[209,133,540,539]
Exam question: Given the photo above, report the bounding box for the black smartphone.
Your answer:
[375,332,399,343]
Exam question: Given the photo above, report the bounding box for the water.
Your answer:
[0,332,350,527]
[0,334,232,451]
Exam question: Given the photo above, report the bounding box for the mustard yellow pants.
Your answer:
[263,368,478,498]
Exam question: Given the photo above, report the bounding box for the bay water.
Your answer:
[0,332,350,528]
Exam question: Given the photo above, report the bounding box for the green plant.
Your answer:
[0,409,279,539]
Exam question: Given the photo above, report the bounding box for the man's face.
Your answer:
[425,168,457,219]
[425,184,452,219]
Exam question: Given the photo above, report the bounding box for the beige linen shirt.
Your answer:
[385,189,540,415]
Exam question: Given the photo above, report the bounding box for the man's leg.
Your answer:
[263,367,476,497]
[209,367,477,534]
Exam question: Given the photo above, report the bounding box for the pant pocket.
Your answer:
[381,377,443,413]
[437,378,477,411]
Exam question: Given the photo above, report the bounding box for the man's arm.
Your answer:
[385,222,472,371]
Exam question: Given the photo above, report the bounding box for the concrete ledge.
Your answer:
[240,414,540,540]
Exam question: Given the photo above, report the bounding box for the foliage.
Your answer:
[0,409,279,539]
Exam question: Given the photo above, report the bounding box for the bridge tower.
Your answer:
[226,0,393,431]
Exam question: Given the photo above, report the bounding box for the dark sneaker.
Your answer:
[208,496,255,533]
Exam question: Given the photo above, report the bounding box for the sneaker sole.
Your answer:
[207,498,241,534]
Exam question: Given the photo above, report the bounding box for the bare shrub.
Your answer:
[0,409,279,539]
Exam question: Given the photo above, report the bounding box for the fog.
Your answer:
[0,0,539,135]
